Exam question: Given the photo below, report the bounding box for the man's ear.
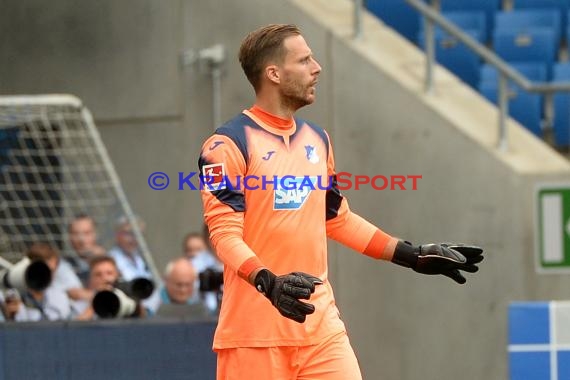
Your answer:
[265,65,280,85]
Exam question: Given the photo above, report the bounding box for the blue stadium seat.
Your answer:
[417,12,486,87]
[420,11,486,38]
[563,9,570,40]
[417,28,483,88]
[554,62,570,78]
[479,82,543,137]
[495,10,562,47]
[553,63,570,147]
[367,0,422,42]
[479,62,547,124]
[514,0,569,41]
[493,29,558,79]
[440,0,502,42]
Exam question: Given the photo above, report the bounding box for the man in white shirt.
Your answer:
[109,216,152,281]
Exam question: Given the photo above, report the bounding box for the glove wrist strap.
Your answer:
[253,269,275,299]
[391,241,419,269]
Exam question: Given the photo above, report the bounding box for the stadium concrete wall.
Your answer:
[3,0,570,379]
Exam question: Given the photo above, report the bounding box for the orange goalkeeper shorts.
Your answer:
[216,331,362,380]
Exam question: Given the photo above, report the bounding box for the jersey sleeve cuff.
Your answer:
[363,229,393,260]
[237,256,265,281]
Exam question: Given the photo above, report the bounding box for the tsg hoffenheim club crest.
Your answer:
[305,145,319,164]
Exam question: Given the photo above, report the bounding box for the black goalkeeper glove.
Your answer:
[391,241,484,284]
[254,269,323,323]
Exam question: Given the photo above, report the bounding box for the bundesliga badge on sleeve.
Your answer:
[202,163,227,191]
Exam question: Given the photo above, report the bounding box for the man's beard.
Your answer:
[280,81,313,111]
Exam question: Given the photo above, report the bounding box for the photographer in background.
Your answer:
[76,255,153,320]
[109,216,152,281]
[0,288,39,322]
[183,231,222,313]
[160,258,199,306]
[74,255,120,320]
[25,240,87,317]
[65,214,106,286]
[154,258,215,319]
[3,243,74,321]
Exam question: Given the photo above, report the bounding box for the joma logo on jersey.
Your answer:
[274,176,317,210]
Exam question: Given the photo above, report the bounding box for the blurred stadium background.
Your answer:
[3,0,570,379]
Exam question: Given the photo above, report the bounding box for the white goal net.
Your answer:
[0,95,158,280]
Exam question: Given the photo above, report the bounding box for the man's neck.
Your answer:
[254,93,296,120]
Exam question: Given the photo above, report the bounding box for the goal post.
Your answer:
[0,94,160,281]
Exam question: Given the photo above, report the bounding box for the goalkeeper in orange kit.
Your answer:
[198,24,484,380]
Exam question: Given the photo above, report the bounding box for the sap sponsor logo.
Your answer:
[274,176,318,210]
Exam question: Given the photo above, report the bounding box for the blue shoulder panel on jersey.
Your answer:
[198,113,254,213]
[214,113,254,165]
[293,118,330,160]
[326,175,343,220]
[198,155,246,212]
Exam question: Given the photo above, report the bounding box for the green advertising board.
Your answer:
[536,184,570,272]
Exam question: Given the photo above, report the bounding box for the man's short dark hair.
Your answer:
[238,24,301,91]
[182,232,206,253]
[68,213,96,233]
[26,242,59,261]
[89,255,117,271]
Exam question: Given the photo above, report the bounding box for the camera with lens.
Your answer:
[1,257,52,293]
[92,277,155,319]
[199,268,223,292]
[1,257,51,320]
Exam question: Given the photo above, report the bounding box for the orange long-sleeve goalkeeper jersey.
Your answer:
[198,106,393,349]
